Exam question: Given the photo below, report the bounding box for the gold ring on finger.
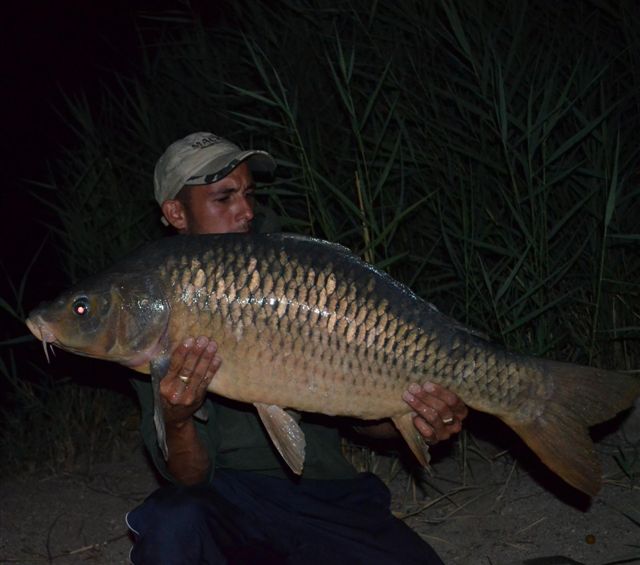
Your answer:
[178,375,190,384]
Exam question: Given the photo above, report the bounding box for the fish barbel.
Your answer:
[26,233,639,495]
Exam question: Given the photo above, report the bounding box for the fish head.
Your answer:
[26,271,170,371]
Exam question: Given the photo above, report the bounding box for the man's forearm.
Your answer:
[353,421,399,440]
[165,418,212,485]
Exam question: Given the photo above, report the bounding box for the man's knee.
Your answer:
[127,485,230,564]
[129,484,215,537]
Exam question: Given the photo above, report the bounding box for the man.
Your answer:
[127,132,468,564]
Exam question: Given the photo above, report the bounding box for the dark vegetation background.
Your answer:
[1,0,638,477]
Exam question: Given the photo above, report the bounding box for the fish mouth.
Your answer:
[26,316,57,344]
[26,316,59,363]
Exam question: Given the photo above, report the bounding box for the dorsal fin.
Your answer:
[264,232,354,255]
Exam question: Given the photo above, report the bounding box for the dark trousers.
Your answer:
[126,470,444,565]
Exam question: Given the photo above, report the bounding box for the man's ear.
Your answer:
[161,199,188,232]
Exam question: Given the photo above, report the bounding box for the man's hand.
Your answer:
[159,336,221,426]
[354,383,467,445]
[402,382,468,444]
[159,336,221,485]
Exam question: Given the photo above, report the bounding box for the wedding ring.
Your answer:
[442,417,454,425]
[178,375,190,384]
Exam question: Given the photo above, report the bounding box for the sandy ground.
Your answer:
[1,408,638,565]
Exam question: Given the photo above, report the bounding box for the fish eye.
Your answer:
[72,297,90,316]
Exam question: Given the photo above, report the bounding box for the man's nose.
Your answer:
[238,196,255,220]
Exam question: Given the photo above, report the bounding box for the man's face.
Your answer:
[176,162,256,235]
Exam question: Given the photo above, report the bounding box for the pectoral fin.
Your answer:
[150,357,170,460]
[392,413,431,468]
[255,403,306,474]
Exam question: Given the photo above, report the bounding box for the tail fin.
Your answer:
[502,361,639,496]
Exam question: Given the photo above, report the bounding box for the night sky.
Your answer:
[1,1,232,393]
[2,1,208,307]
[3,2,132,271]
[0,1,157,392]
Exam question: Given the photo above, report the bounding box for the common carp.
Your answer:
[26,233,640,495]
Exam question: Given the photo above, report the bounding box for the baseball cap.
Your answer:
[153,132,276,205]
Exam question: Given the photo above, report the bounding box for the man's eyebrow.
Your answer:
[208,184,237,195]
[209,185,255,197]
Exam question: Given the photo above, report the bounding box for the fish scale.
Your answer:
[164,239,533,416]
[165,241,423,414]
[26,232,640,496]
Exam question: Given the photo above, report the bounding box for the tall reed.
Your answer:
[3,0,638,472]
[45,0,635,364]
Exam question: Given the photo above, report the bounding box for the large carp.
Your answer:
[26,233,639,495]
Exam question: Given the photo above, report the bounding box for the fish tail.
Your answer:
[502,361,640,496]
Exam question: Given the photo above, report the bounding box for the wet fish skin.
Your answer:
[26,233,640,496]
[159,236,533,415]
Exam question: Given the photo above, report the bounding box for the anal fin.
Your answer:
[255,403,306,474]
[392,413,431,468]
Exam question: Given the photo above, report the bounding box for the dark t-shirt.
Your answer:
[130,378,358,483]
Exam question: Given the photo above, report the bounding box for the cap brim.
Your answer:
[185,149,276,186]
